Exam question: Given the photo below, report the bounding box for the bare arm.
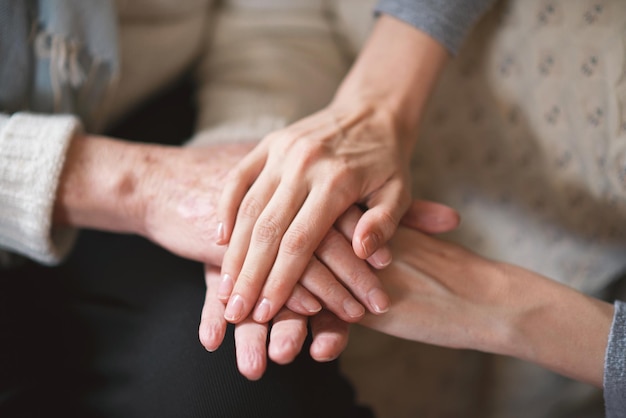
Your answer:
[53,134,255,266]
[362,228,613,387]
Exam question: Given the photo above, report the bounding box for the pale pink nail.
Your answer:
[368,288,390,314]
[361,234,378,258]
[343,298,365,319]
[217,274,233,301]
[224,294,244,322]
[253,298,272,323]
[216,222,225,243]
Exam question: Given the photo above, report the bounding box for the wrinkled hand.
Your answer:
[200,267,350,381]
[138,142,255,266]
[216,104,413,325]
[132,141,387,322]
[201,200,461,379]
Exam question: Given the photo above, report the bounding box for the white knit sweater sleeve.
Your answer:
[0,112,80,265]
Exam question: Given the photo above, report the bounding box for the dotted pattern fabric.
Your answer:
[413,0,626,296]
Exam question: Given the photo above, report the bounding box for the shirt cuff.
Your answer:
[604,300,626,418]
[374,0,496,54]
[0,112,80,265]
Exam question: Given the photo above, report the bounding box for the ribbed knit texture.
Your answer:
[605,301,626,418]
[374,0,496,54]
[0,112,79,264]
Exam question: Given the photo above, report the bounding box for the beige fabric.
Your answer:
[341,1,626,417]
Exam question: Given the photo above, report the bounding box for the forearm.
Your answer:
[53,134,153,235]
[499,264,613,387]
[54,134,254,265]
[330,15,449,151]
[362,229,614,388]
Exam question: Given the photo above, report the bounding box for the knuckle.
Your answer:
[225,166,246,184]
[234,270,258,291]
[344,267,374,289]
[317,229,343,253]
[254,217,282,244]
[239,196,263,219]
[375,210,400,235]
[281,225,313,256]
[293,140,324,169]
[317,280,342,302]
[321,166,357,200]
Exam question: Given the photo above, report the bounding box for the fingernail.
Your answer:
[217,274,233,301]
[343,298,365,319]
[370,251,392,268]
[254,298,272,323]
[224,294,244,322]
[361,234,378,258]
[303,297,322,314]
[216,222,225,243]
[368,288,390,314]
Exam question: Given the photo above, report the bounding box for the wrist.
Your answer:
[331,15,448,145]
[497,265,613,387]
[53,135,159,235]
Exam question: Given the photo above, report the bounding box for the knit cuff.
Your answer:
[0,112,80,265]
[604,300,626,417]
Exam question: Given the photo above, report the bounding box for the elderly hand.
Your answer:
[56,135,387,320]
[202,199,461,379]
[200,266,349,381]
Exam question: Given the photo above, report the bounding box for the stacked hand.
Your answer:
[215,103,414,328]
[55,135,457,380]
[202,199,461,379]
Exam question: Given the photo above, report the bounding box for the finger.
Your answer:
[234,318,268,381]
[225,181,308,323]
[298,255,365,322]
[267,308,308,365]
[250,187,352,323]
[400,200,461,234]
[315,227,389,315]
[199,266,228,352]
[285,283,323,317]
[216,143,268,245]
[309,310,350,362]
[353,176,411,260]
[219,169,279,303]
[336,205,393,269]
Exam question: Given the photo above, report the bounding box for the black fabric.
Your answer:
[0,79,375,418]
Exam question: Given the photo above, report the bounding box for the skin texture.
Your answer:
[201,200,461,379]
[53,132,461,379]
[216,15,450,327]
[54,135,385,321]
[362,228,615,388]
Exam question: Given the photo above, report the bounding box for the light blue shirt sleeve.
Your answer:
[374,0,497,54]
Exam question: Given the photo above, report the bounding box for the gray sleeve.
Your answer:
[374,0,497,54]
[604,300,626,418]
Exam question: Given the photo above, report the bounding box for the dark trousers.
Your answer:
[0,79,374,418]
